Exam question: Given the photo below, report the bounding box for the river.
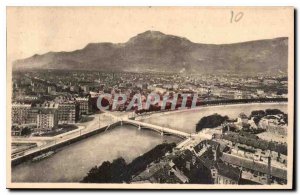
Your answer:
[12,103,287,182]
[11,125,181,182]
[141,103,288,133]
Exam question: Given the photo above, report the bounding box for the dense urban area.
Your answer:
[11,69,289,185]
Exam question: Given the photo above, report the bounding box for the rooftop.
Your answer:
[220,153,287,180]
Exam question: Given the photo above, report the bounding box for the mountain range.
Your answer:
[13,30,288,74]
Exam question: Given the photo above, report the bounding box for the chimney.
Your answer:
[214,144,220,161]
[186,161,191,171]
[267,155,272,184]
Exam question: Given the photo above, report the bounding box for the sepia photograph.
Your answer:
[6,6,294,189]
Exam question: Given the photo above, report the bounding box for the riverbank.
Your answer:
[140,102,288,133]
[11,112,116,165]
[136,102,287,120]
[11,122,120,166]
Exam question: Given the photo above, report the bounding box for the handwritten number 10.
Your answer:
[230,11,244,23]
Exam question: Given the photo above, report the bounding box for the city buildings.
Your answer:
[57,101,79,124]
[11,104,31,125]
[36,103,59,130]
[76,97,91,115]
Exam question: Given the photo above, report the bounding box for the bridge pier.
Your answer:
[138,125,141,130]
[160,132,164,136]
[120,120,123,126]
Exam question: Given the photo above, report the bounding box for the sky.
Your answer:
[7,7,293,64]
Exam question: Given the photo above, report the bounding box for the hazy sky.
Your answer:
[7,7,293,64]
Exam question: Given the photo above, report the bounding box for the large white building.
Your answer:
[36,103,59,130]
[57,101,79,124]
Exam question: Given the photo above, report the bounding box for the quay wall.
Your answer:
[11,122,121,167]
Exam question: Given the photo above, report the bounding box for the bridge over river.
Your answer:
[121,119,190,138]
[11,114,191,165]
[12,102,286,165]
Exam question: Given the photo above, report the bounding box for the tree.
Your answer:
[196,114,229,132]
[81,158,127,183]
[81,143,176,183]
[250,110,266,118]
[110,158,127,182]
[265,109,284,116]
[282,114,288,124]
[21,127,32,136]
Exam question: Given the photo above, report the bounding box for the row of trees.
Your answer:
[135,98,288,114]
[12,126,32,136]
[250,108,288,125]
[196,107,287,133]
[94,96,287,113]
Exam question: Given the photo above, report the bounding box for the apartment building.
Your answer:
[57,101,79,124]
[36,103,59,130]
[75,97,91,115]
[11,103,31,125]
